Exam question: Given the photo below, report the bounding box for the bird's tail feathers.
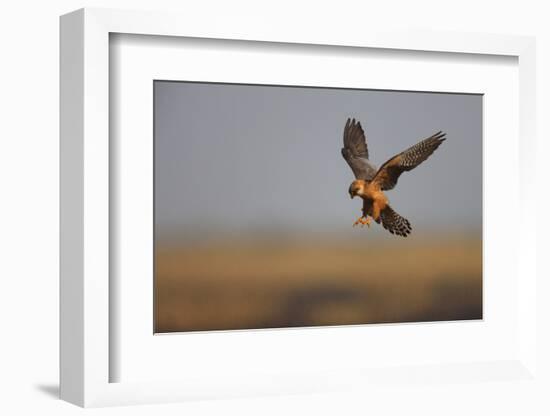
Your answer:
[380,205,412,237]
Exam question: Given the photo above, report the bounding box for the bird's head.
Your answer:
[348,180,365,199]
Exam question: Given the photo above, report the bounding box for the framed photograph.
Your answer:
[60,8,538,407]
[152,81,481,334]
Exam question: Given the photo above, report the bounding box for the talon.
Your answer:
[364,216,371,228]
[353,216,371,228]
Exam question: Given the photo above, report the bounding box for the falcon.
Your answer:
[341,118,446,237]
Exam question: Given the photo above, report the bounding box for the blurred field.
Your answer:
[154,235,482,333]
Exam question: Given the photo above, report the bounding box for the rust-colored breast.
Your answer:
[363,183,388,220]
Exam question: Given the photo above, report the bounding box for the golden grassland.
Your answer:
[155,234,482,332]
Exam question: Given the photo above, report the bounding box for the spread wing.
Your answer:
[341,118,377,180]
[372,131,446,191]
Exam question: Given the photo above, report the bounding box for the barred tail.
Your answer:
[380,205,412,237]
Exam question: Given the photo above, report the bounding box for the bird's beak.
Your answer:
[350,193,354,199]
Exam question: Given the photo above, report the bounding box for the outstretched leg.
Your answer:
[353,216,371,227]
[353,199,372,228]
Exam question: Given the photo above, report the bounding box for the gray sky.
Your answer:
[154,81,482,240]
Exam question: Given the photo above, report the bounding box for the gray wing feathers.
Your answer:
[341,118,377,180]
[373,131,446,191]
[395,131,446,171]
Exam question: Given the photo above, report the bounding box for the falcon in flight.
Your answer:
[341,118,446,237]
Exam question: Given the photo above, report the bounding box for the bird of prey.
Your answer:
[341,118,446,237]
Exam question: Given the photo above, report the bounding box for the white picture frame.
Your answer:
[60,7,538,408]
